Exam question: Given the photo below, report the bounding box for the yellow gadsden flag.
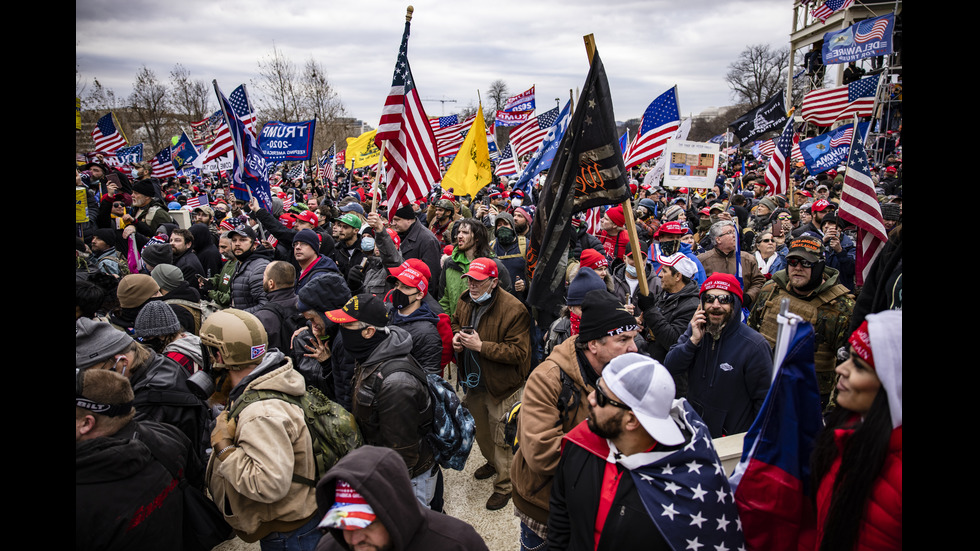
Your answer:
[442,107,491,198]
[345,129,381,169]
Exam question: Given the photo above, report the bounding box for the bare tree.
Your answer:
[725,44,789,107]
[129,65,175,154]
[301,57,350,151]
[170,63,211,123]
[254,44,302,122]
[487,79,509,111]
[84,78,119,112]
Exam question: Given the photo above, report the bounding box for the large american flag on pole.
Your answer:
[623,86,680,169]
[838,138,889,286]
[508,106,560,159]
[204,85,258,163]
[494,142,519,177]
[92,113,128,153]
[800,74,879,127]
[375,16,441,214]
[763,117,797,196]
[429,114,475,158]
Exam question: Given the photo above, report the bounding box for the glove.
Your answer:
[210,409,237,448]
[636,291,657,313]
[347,265,365,290]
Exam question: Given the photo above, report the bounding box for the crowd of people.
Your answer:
[76,139,902,550]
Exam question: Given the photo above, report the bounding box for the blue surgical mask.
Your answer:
[625,264,637,278]
[473,290,493,304]
[360,236,376,252]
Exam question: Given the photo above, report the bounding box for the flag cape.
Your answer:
[345,129,381,169]
[526,50,629,317]
[259,120,316,162]
[799,122,870,175]
[441,106,492,198]
[731,319,822,551]
[823,13,895,64]
[729,92,787,145]
[512,100,572,193]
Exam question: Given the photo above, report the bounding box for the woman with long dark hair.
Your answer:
[810,309,902,550]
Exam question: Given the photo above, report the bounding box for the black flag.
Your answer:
[729,91,788,145]
[526,50,630,317]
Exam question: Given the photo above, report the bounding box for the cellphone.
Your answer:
[461,325,474,334]
[772,220,785,237]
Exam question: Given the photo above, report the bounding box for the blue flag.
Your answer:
[214,82,273,211]
[259,120,317,162]
[511,100,571,192]
[799,122,870,175]
[171,131,199,168]
[823,13,895,64]
[111,144,143,165]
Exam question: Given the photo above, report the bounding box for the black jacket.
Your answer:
[643,280,701,364]
[76,419,192,551]
[398,218,444,282]
[316,446,488,551]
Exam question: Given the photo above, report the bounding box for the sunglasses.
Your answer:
[702,294,735,305]
[787,258,815,268]
[594,380,632,411]
[759,238,774,243]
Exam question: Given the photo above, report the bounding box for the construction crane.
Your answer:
[421,97,457,116]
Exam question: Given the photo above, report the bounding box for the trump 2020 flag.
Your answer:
[214,81,273,212]
[730,317,823,551]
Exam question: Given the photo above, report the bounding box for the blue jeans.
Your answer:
[411,466,439,508]
[260,514,322,551]
[520,520,548,551]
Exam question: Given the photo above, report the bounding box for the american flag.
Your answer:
[186,195,209,209]
[508,106,560,159]
[375,18,442,214]
[429,114,475,158]
[150,146,177,178]
[855,15,890,43]
[204,85,257,163]
[286,162,305,181]
[623,86,680,169]
[810,0,853,22]
[829,127,855,148]
[494,143,519,177]
[92,113,127,153]
[800,74,879,127]
[838,138,889,286]
[318,144,336,181]
[763,117,797,196]
[282,193,294,210]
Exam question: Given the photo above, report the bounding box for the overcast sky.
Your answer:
[76,0,790,127]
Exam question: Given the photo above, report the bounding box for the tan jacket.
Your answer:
[206,357,318,542]
[511,336,593,524]
[697,247,766,307]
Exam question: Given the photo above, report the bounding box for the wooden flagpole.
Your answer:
[583,34,648,296]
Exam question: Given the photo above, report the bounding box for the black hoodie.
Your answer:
[315,445,488,551]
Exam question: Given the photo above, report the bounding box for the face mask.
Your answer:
[660,239,679,256]
[569,311,581,336]
[360,236,376,252]
[625,264,637,278]
[495,227,516,246]
[511,198,522,208]
[473,289,493,304]
[392,289,418,310]
[339,326,381,362]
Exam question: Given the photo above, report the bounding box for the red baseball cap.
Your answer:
[462,257,498,281]
[392,266,428,295]
[389,258,432,283]
[295,210,319,226]
[654,221,686,237]
[812,199,832,212]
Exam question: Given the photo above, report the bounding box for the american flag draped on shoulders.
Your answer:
[838,137,889,286]
[375,14,441,216]
[92,113,128,153]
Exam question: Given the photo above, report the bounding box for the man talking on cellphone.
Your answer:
[663,273,772,438]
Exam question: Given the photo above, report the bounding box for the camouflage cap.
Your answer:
[199,309,269,369]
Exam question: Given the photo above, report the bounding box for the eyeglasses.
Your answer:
[719,230,737,238]
[594,380,631,411]
[759,238,774,243]
[787,258,815,268]
[777,215,791,221]
[702,294,735,305]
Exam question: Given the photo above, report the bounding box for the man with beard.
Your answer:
[326,294,438,508]
[428,199,457,246]
[663,273,771,438]
[547,353,744,551]
[748,236,854,408]
[390,202,443,282]
[204,233,237,308]
[227,225,275,313]
[513,206,533,239]
[169,228,205,290]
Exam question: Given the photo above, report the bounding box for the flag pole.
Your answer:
[583,34,648,296]
[372,4,413,214]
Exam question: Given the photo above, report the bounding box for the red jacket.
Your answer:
[814,425,902,550]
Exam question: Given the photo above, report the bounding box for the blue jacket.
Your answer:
[663,293,772,438]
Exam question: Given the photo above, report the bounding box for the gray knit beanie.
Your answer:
[151,264,184,293]
[134,301,181,338]
[76,317,134,369]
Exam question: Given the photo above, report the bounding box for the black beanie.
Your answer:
[394,204,416,221]
[577,289,640,343]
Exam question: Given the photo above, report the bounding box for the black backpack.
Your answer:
[257,301,307,353]
[504,369,582,454]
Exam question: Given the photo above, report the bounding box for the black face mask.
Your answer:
[339,326,382,362]
[495,227,516,246]
[392,289,419,311]
[660,239,680,256]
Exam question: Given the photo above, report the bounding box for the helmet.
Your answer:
[199,309,269,369]
[437,199,454,211]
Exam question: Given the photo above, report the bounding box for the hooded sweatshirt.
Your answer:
[315,445,488,551]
